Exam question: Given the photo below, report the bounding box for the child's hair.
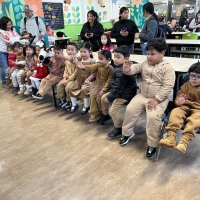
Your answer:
[146,38,167,52]
[12,42,24,50]
[114,45,130,58]
[99,50,114,67]
[188,62,200,74]
[67,42,78,51]
[80,42,93,58]
[24,44,36,56]
[46,24,50,29]
[54,45,63,51]
[101,33,112,47]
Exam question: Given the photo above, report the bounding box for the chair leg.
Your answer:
[52,85,57,108]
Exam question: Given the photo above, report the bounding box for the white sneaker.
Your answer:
[17,84,25,95]
[24,85,32,95]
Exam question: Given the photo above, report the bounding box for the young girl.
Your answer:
[46,25,54,36]
[66,42,96,114]
[56,42,78,107]
[75,50,113,122]
[18,45,37,95]
[100,33,114,52]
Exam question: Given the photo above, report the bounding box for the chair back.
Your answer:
[56,31,67,37]
[182,33,198,40]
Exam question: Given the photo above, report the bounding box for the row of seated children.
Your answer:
[6,38,200,158]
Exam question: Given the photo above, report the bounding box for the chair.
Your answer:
[55,31,68,49]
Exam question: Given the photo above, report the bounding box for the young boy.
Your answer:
[159,62,200,153]
[100,46,137,139]
[120,38,175,159]
[32,46,66,99]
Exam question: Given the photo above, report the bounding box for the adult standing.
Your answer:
[0,16,29,87]
[20,5,46,44]
[111,7,138,54]
[189,10,200,33]
[80,10,104,52]
[137,2,158,55]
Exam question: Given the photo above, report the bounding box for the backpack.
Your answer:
[24,16,39,30]
[146,18,164,38]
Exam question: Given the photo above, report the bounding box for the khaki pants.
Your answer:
[89,84,103,116]
[38,74,61,96]
[101,92,127,128]
[122,93,169,147]
[166,106,200,140]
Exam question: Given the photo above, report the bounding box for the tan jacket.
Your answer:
[63,60,76,80]
[175,81,200,109]
[129,60,175,101]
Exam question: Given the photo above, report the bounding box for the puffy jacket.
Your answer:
[111,19,139,46]
[80,21,104,51]
[20,14,46,44]
[107,65,137,102]
[34,64,50,79]
[128,60,175,102]
[140,16,158,44]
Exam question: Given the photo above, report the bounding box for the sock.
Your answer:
[70,97,77,107]
[83,97,89,108]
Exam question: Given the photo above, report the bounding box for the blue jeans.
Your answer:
[140,43,147,55]
[0,51,8,85]
[127,44,134,54]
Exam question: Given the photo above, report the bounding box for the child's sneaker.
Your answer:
[159,135,176,148]
[119,133,135,146]
[98,114,111,125]
[146,146,157,158]
[17,84,25,95]
[24,85,32,95]
[32,93,43,100]
[107,127,122,139]
[63,101,72,111]
[70,105,79,113]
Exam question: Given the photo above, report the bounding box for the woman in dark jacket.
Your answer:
[111,7,138,54]
[139,2,158,55]
[80,10,104,52]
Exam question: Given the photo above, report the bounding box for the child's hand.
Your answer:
[84,79,90,84]
[123,60,132,74]
[75,61,84,69]
[147,98,159,111]
[104,97,110,104]
[61,79,68,86]
[98,90,104,97]
[176,94,186,106]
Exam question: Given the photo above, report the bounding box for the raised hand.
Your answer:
[123,60,132,74]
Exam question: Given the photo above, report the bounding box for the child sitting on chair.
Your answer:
[120,38,175,159]
[159,62,200,153]
[100,46,137,139]
[32,46,66,99]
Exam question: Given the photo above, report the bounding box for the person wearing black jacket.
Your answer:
[100,46,137,138]
[80,10,104,52]
[111,7,139,54]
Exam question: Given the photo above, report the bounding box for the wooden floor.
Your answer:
[0,88,200,200]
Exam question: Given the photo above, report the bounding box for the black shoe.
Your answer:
[119,133,135,146]
[32,93,43,99]
[81,107,90,115]
[98,114,111,125]
[63,101,72,111]
[32,88,38,95]
[146,146,157,159]
[107,127,122,139]
[12,87,19,93]
[58,99,67,108]
[70,104,79,113]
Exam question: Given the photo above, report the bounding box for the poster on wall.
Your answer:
[42,2,64,29]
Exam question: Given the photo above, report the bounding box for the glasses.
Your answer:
[189,73,200,79]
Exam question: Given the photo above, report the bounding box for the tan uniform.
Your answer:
[68,59,96,99]
[83,63,113,118]
[122,60,175,147]
[56,60,76,101]
[166,81,200,141]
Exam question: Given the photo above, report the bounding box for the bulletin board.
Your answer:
[42,2,64,29]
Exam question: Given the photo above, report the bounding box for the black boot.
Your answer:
[107,127,122,139]
[98,114,111,125]
[32,87,38,95]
